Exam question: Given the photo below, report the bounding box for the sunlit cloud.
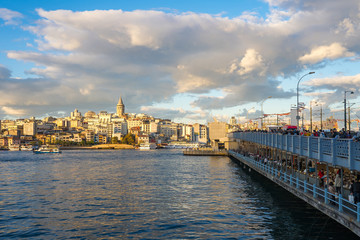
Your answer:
[299,43,355,64]
[0,8,23,25]
[1,0,360,122]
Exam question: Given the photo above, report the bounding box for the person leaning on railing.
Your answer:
[350,178,360,204]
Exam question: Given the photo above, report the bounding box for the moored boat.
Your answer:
[20,145,33,151]
[34,145,61,154]
[139,143,157,150]
[8,144,20,151]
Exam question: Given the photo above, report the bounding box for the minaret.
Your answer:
[117,97,125,116]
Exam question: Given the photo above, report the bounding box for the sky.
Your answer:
[1,0,360,125]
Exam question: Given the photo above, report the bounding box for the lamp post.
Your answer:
[297,72,315,129]
[310,100,317,133]
[319,104,323,131]
[348,101,356,131]
[261,96,272,129]
[344,90,354,131]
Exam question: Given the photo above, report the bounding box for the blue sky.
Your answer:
[1,0,360,126]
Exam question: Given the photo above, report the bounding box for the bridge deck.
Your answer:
[229,132,360,171]
[229,150,360,237]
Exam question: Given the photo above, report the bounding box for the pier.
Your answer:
[228,131,360,237]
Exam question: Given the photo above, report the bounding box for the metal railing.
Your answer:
[229,150,360,222]
[229,132,360,171]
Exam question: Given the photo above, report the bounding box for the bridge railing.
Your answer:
[229,132,360,171]
[229,150,360,222]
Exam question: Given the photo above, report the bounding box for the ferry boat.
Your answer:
[8,144,20,151]
[139,143,157,150]
[20,145,33,151]
[164,142,200,149]
[34,145,61,154]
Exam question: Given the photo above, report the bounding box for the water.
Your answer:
[0,149,357,239]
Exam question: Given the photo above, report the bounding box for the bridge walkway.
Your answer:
[229,150,360,237]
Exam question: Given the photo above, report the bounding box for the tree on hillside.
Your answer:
[121,134,135,145]
[111,137,119,144]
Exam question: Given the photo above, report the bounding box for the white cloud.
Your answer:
[305,74,360,88]
[1,106,26,116]
[3,1,360,121]
[0,8,23,25]
[237,49,265,75]
[299,43,355,64]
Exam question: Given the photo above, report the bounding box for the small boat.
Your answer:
[34,145,61,154]
[21,145,33,151]
[139,143,157,150]
[8,144,20,151]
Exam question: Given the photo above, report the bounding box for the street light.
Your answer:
[297,72,315,129]
[261,96,272,129]
[347,101,356,131]
[344,90,354,131]
[310,100,317,133]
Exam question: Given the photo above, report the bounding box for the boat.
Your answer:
[8,144,20,151]
[34,145,61,154]
[164,142,200,149]
[20,145,33,151]
[139,143,157,150]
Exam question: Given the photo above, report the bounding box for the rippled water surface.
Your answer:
[0,149,357,239]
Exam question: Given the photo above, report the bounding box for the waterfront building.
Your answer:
[84,111,96,118]
[182,125,194,142]
[149,122,159,134]
[0,137,8,147]
[70,120,82,128]
[99,111,112,123]
[113,122,128,135]
[23,121,37,136]
[137,134,149,144]
[209,121,228,141]
[141,120,151,134]
[97,134,107,144]
[71,109,82,119]
[127,119,143,130]
[83,129,95,142]
[7,136,20,146]
[193,123,209,144]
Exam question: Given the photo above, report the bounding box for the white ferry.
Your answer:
[21,145,34,151]
[8,144,20,151]
[139,143,157,150]
[164,142,200,149]
[34,145,61,154]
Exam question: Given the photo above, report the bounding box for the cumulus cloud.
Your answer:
[299,43,355,64]
[1,106,26,115]
[0,8,23,25]
[140,106,207,123]
[303,74,359,106]
[2,0,360,121]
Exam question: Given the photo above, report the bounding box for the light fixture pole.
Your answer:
[297,72,315,129]
[261,96,272,129]
[310,101,317,133]
[319,104,323,131]
[344,91,354,131]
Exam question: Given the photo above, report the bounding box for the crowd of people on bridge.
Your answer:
[235,146,360,205]
[241,127,360,141]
